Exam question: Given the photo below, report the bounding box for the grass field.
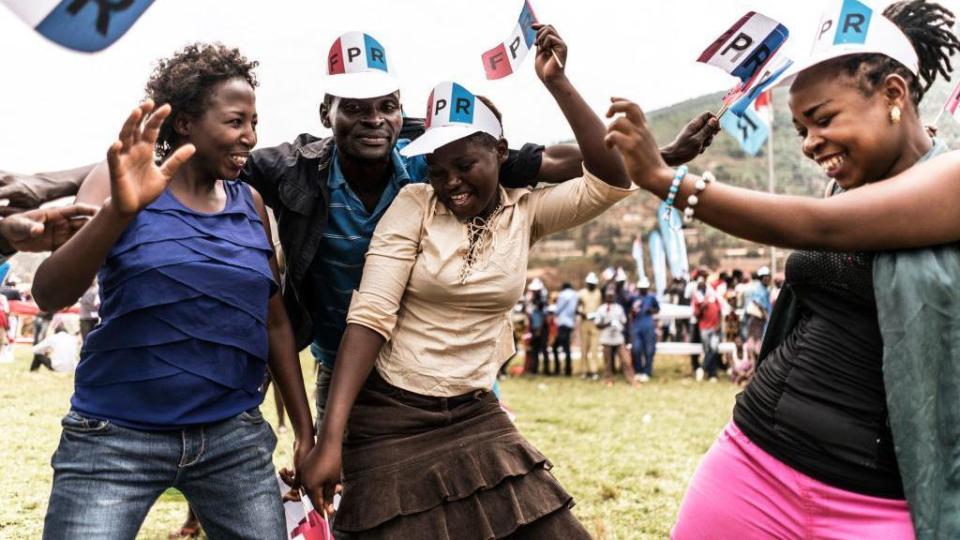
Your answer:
[0,346,739,539]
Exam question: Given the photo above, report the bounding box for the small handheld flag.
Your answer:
[726,55,793,118]
[698,12,789,84]
[1,0,154,52]
[933,79,960,127]
[482,0,552,80]
[720,106,770,157]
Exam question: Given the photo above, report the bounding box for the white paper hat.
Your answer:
[776,0,918,87]
[637,277,651,289]
[399,82,503,157]
[324,32,400,99]
[757,266,771,277]
[585,272,599,285]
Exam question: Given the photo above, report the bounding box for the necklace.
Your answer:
[458,200,504,284]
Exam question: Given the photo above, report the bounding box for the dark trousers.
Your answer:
[30,354,53,371]
[80,318,99,342]
[631,325,657,376]
[551,325,573,376]
[689,324,703,372]
[527,331,549,375]
[30,317,51,372]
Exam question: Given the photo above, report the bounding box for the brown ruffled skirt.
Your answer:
[333,371,591,539]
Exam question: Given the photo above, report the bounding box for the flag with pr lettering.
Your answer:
[726,54,793,117]
[720,105,770,157]
[698,11,789,83]
[482,0,539,80]
[1,0,153,52]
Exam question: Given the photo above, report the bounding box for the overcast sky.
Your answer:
[0,0,908,172]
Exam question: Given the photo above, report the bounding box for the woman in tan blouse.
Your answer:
[301,25,633,538]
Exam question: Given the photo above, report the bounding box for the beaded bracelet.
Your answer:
[682,171,714,223]
[662,165,688,225]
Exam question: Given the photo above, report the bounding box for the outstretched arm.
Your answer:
[0,205,97,254]
[530,114,719,184]
[32,101,194,311]
[533,23,628,188]
[606,98,960,252]
[0,163,96,213]
[250,189,316,492]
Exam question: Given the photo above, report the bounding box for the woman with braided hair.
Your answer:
[606,1,960,538]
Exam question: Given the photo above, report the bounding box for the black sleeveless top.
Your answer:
[733,248,903,499]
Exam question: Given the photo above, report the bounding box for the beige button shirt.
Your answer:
[347,168,635,396]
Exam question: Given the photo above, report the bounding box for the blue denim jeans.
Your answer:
[43,408,284,540]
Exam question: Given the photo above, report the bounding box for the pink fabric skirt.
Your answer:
[672,422,914,540]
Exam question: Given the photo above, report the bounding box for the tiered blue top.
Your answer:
[71,181,276,430]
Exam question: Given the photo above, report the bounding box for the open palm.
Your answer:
[106,100,195,216]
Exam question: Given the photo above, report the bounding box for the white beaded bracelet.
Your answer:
[682,171,714,223]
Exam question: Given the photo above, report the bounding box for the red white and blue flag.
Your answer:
[698,11,789,83]
[482,0,539,80]
[726,54,793,117]
[941,79,960,124]
[1,0,153,52]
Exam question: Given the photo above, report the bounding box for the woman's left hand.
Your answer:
[292,434,315,487]
[533,23,567,83]
[0,204,96,253]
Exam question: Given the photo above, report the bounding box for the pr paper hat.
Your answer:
[399,82,503,157]
[324,32,400,99]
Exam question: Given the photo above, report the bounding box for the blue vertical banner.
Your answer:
[656,202,687,279]
[648,230,667,298]
[721,108,769,156]
[632,235,647,282]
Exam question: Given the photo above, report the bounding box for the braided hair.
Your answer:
[837,0,959,108]
[144,43,259,159]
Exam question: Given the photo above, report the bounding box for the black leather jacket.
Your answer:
[241,118,545,349]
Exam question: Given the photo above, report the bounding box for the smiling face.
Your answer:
[426,134,507,221]
[176,77,258,180]
[321,93,402,163]
[789,60,914,190]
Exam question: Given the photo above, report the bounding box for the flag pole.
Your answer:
[767,90,777,275]
[932,107,946,130]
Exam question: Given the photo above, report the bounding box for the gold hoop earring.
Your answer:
[890,106,902,124]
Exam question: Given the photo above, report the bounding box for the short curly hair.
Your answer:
[145,42,259,158]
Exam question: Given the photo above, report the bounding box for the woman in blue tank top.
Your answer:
[31,44,316,539]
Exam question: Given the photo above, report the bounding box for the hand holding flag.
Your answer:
[696,11,790,117]
[532,23,567,83]
[483,0,559,79]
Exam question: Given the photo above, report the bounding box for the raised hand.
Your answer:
[0,205,97,253]
[532,23,567,83]
[605,98,675,192]
[106,100,194,217]
[660,112,721,167]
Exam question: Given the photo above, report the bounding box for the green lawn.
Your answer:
[0,346,738,539]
